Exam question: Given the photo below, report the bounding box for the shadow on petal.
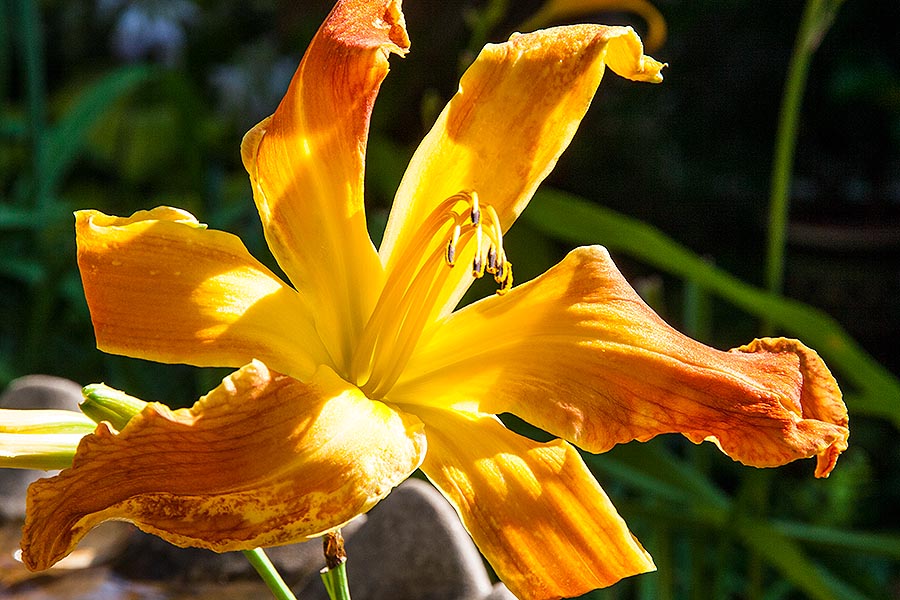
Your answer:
[22,361,426,571]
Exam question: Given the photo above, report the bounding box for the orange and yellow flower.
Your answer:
[20,1,848,598]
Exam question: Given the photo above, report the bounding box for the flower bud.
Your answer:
[80,384,148,431]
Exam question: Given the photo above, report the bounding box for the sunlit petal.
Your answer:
[414,406,654,600]
[76,208,331,382]
[395,246,848,477]
[379,25,663,323]
[519,0,668,52]
[22,361,427,571]
[242,0,409,371]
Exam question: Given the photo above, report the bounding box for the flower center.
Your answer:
[351,191,512,398]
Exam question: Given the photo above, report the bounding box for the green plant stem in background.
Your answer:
[14,0,48,209]
[764,0,845,323]
[243,548,297,600]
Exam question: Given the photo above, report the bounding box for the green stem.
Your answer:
[320,530,351,600]
[764,0,844,331]
[243,548,297,600]
[15,0,48,208]
[320,560,352,600]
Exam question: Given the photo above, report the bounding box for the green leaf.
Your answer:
[0,204,69,230]
[0,256,45,284]
[769,520,900,560]
[42,64,157,192]
[524,188,900,427]
[595,441,730,512]
[737,516,871,600]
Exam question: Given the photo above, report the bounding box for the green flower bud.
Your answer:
[80,384,148,431]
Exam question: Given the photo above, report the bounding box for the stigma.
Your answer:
[443,191,513,294]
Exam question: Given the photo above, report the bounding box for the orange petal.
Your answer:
[242,0,409,371]
[394,246,848,477]
[379,25,663,320]
[21,361,426,571]
[76,208,331,381]
[414,407,654,600]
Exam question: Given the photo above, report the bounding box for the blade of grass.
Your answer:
[769,520,900,560]
[14,0,48,208]
[524,188,900,427]
[0,0,10,101]
[736,516,871,600]
[43,64,156,192]
[765,0,846,304]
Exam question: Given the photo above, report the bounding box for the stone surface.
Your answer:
[0,375,84,521]
[299,478,494,600]
[111,515,366,587]
[0,376,84,411]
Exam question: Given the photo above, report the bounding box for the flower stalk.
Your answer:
[321,531,351,600]
[243,548,298,600]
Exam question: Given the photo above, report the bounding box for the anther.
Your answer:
[486,246,498,274]
[470,192,481,226]
[445,224,461,266]
[498,261,513,295]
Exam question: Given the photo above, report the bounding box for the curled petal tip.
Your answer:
[734,338,848,478]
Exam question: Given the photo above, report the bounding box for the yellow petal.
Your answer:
[76,208,331,382]
[21,361,426,571]
[379,25,663,322]
[242,0,409,371]
[519,0,668,52]
[415,407,654,600]
[394,246,848,477]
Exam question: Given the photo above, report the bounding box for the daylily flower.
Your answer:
[20,1,848,598]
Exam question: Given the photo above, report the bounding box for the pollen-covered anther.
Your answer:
[470,194,481,226]
[445,224,461,266]
[438,191,513,295]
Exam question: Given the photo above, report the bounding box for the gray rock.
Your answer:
[111,515,367,587]
[0,375,84,521]
[300,478,493,600]
[0,375,83,411]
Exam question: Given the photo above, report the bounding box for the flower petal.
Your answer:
[414,407,654,600]
[21,361,426,571]
[394,246,848,477]
[520,0,668,52]
[241,0,409,371]
[379,25,663,319]
[76,208,331,382]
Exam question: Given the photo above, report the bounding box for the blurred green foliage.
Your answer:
[1,0,898,598]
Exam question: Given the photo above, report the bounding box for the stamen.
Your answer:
[445,224,461,266]
[354,188,515,397]
[472,225,485,277]
[472,254,483,278]
[486,246,498,274]
[498,260,513,295]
